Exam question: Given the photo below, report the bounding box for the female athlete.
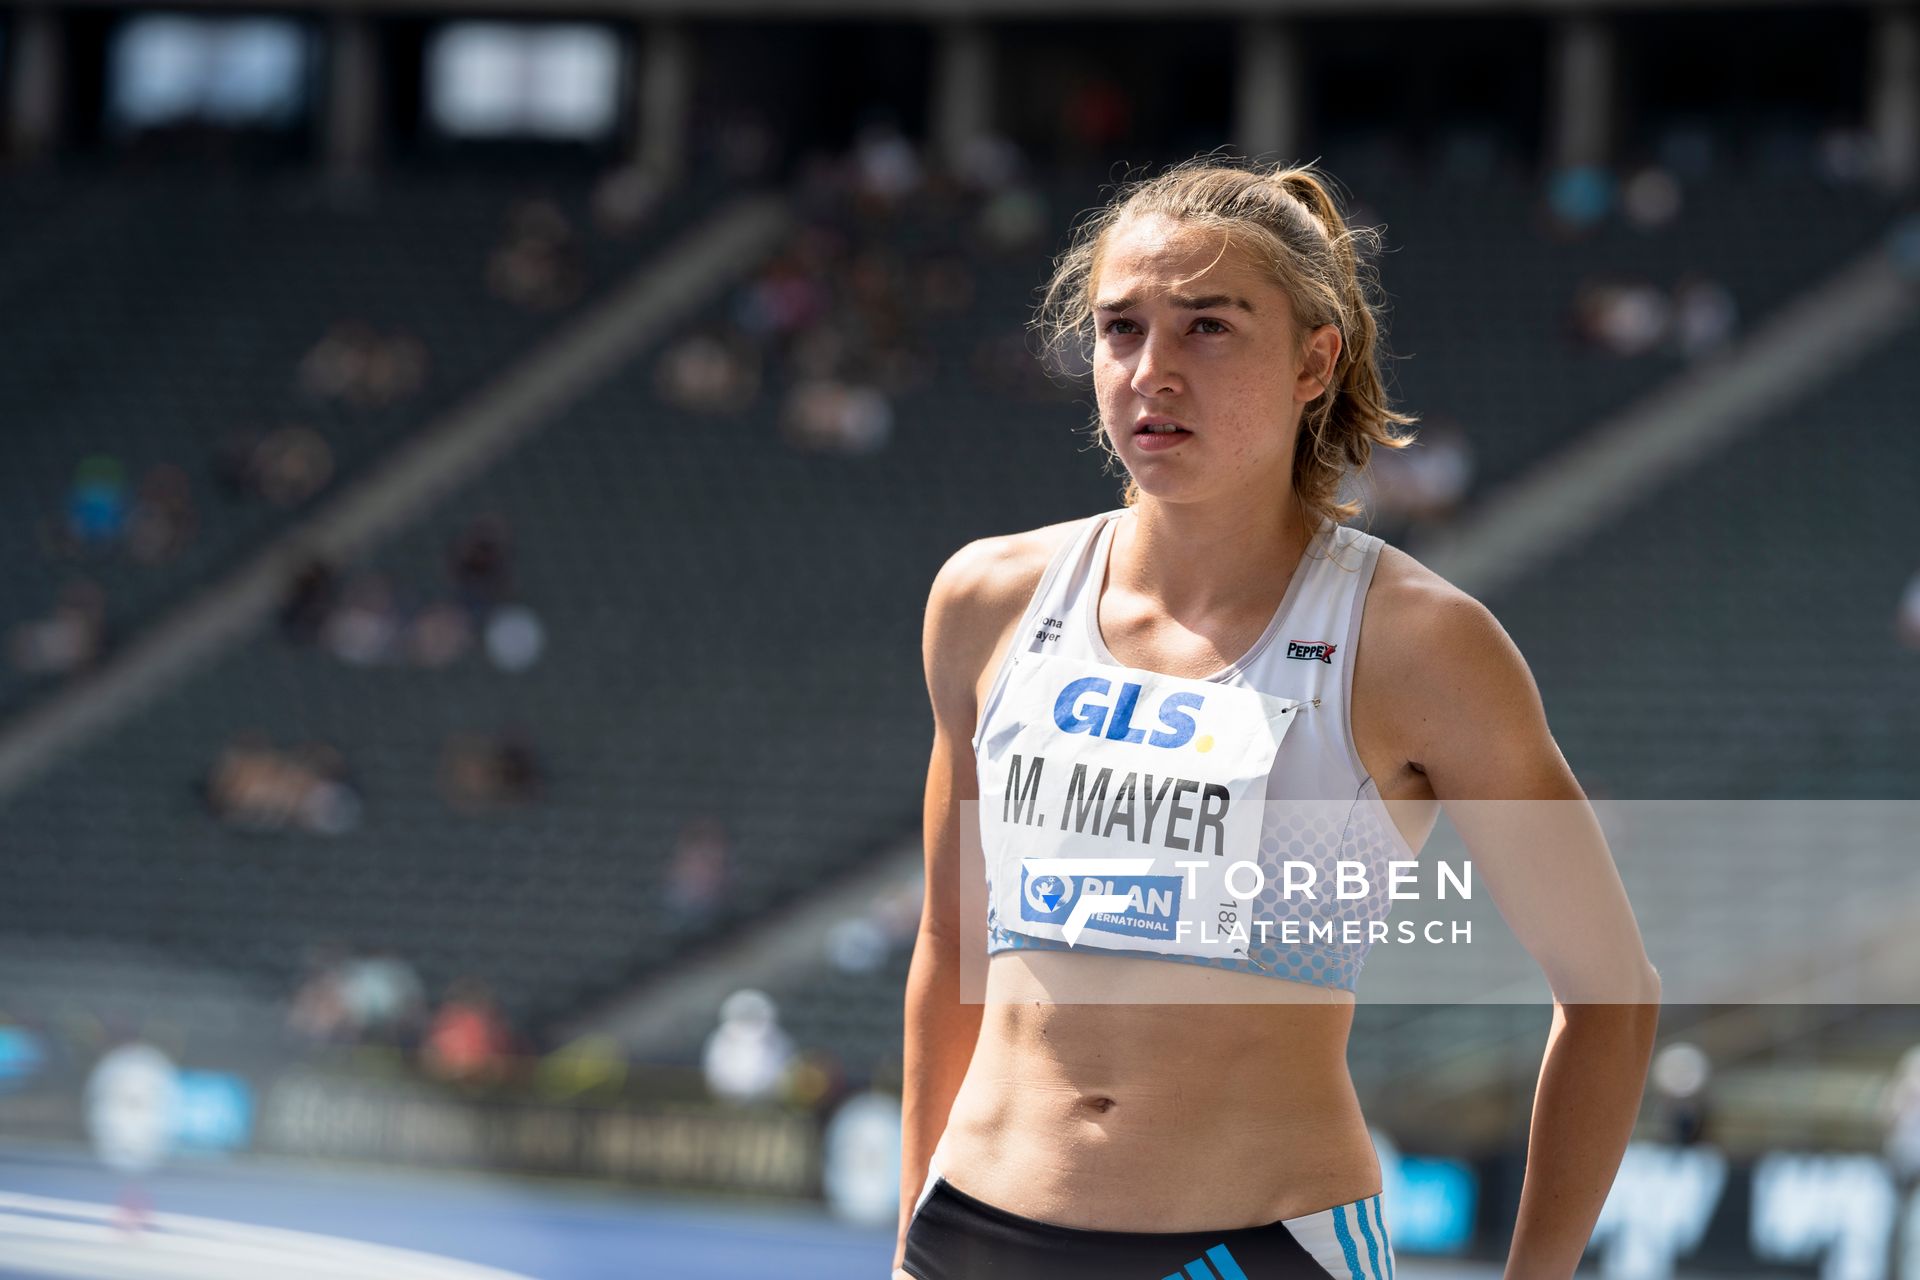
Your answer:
[894,158,1661,1279]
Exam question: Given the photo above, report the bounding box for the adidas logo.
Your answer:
[1158,1243,1247,1280]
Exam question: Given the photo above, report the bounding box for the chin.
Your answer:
[1123,468,1211,505]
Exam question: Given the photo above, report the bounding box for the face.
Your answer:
[1091,213,1341,505]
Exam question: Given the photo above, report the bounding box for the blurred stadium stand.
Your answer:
[0,168,721,717]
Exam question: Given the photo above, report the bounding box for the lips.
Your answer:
[1133,417,1191,437]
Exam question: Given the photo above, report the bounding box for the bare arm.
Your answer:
[894,542,1002,1271]
[1386,584,1661,1278]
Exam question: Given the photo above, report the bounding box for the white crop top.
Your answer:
[970,508,1424,991]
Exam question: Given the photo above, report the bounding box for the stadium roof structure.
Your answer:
[11,0,1890,15]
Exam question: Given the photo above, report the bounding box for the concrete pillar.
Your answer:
[6,6,64,163]
[1547,13,1615,171]
[325,10,381,179]
[1235,18,1301,163]
[932,20,994,172]
[1870,4,1919,190]
[634,19,691,179]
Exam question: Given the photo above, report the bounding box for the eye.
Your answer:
[1101,318,1139,337]
[1192,318,1229,335]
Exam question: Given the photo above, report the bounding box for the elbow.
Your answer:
[1553,958,1662,1021]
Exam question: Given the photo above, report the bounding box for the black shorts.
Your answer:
[902,1157,1396,1280]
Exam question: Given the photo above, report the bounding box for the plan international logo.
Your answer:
[1019,858,1182,945]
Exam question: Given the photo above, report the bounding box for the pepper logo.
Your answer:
[1053,678,1205,748]
[1285,640,1338,663]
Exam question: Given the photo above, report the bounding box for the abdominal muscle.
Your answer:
[932,949,1383,1232]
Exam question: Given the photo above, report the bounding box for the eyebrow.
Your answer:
[1093,292,1257,314]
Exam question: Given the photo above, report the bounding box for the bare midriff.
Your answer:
[932,948,1383,1233]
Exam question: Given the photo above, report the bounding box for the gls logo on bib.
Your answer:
[1053,677,1207,750]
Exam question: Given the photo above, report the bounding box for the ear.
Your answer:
[1296,323,1343,401]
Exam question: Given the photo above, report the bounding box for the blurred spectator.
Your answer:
[67,455,129,549]
[827,918,891,975]
[203,735,362,835]
[1896,570,1920,652]
[422,978,512,1083]
[339,951,427,1050]
[1649,1041,1712,1146]
[1671,274,1739,362]
[781,378,893,455]
[278,560,340,647]
[665,816,731,930]
[735,251,831,342]
[976,185,1048,254]
[483,604,546,672]
[591,163,665,237]
[1817,124,1879,187]
[655,332,763,414]
[216,426,334,509]
[252,427,335,508]
[323,572,403,666]
[1621,165,1682,231]
[701,989,794,1105]
[447,515,514,618]
[872,880,925,948]
[1064,78,1129,154]
[852,120,922,208]
[1364,421,1476,536]
[487,199,584,311]
[1544,164,1616,236]
[1572,277,1671,357]
[438,731,544,814]
[8,580,106,677]
[297,322,428,408]
[406,600,474,669]
[1881,1047,1920,1184]
[286,944,354,1044]
[952,133,1023,194]
[124,464,198,564]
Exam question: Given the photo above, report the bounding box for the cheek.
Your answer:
[1092,356,1130,410]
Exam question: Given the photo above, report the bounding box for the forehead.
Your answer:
[1094,213,1278,304]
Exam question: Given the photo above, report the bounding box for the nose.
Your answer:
[1129,327,1182,400]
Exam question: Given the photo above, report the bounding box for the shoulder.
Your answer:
[1360,540,1506,664]
[1358,538,1570,794]
[922,515,1091,721]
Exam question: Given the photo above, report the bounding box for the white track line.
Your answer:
[0,1192,538,1280]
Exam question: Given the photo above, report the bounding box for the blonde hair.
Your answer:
[1035,156,1418,533]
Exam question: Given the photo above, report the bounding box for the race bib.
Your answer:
[978,650,1306,962]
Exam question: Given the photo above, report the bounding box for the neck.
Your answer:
[1115,494,1317,616]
